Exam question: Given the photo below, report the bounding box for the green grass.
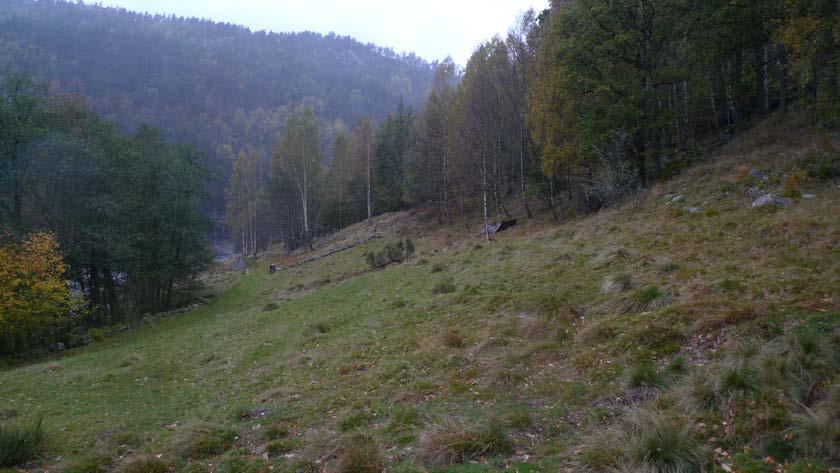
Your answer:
[0,118,838,471]
[0,417,46,467]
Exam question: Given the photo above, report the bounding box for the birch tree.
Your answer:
[272,108,321,250]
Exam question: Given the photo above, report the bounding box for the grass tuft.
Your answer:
[0,417,46,467]
[337,433,384,473]
[442,329,465,349]
[120,456,169,473]
[432,279,456,295]
[719,362,761,397]
[419,419,513,467]
[628,363,664,388]
[634,285,665,309]
[171,421,236,459]
[626,410,703,473]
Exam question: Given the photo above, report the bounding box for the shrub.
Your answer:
[430,262,447,273]
[432,279,456,295]
[584,131,638,207]
[0,417,46,467]
[337,433,384,473]
[419,419,513,467]
[88,327,106,342]
[263,302,280,312]
[305,321,330,335]
[800,151,840,179]
[171,421,236,459]
[783,168,809,198]
[364,239,416,269]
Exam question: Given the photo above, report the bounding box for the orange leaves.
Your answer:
[0,232,78,335]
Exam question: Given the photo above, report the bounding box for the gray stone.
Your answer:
[671,194,686,203]
[687,207,701,214]
[747,168,768,181]
[752,193,794,208]
[746,186,765,198]
[802,194,817,200]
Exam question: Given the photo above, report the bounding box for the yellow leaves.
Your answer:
[0,232,78,335]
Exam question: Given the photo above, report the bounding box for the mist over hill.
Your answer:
[0,0,435,207]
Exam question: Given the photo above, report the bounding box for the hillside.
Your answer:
[0,0,434,207]
[0,116,838,472]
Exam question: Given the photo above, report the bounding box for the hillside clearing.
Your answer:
[1,117,838,472]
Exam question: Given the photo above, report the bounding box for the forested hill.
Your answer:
[0,0,434,205]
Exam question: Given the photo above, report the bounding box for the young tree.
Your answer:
[226,149,263,257]
[272,108,322,250]
[417,58,458,223]
[350,116,375,220]
[0,232,79,337]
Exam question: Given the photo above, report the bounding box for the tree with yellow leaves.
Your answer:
[0,232,79,336]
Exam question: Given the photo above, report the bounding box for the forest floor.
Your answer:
[1,113,838,473]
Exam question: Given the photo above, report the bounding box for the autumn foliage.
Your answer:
[0,232,78,335]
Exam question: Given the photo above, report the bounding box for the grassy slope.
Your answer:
[1,116,838,472]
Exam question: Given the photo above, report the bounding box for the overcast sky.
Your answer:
[98,0,549,65]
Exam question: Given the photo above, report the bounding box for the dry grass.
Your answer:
[419,419,513,468]
[170,421,236,460]
[336,433,384,473]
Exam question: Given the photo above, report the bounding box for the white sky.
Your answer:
[97,0,549,65]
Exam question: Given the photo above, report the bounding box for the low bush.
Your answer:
[364,239,415,269]
[0,417,46,467]
[432,279,456,295]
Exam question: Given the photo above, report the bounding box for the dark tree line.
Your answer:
[0,72,211,354]
[0,0,435,211]
[244,0,837,251]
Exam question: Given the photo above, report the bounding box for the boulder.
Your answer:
[747,168,769,181]
[479,219,517,236]
[752,193,794,208]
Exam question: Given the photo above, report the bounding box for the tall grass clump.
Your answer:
[627,362,664,388]
[171,421,236,459]
[0,417,46,467]
[580,409,703,473]
[792,390,840,462]
[337,433,384,473]
[419,419,513,467]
